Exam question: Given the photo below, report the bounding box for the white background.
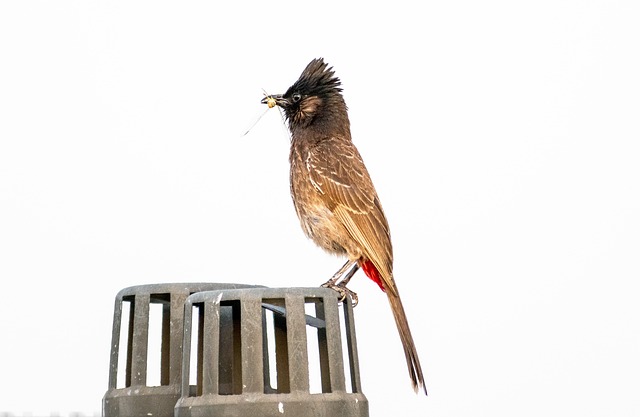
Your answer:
[1,1,639,416]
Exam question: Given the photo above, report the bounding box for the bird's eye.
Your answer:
[292,93,302,103]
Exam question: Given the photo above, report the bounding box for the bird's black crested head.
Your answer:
[285,58,342,100]
[263,58,347,130]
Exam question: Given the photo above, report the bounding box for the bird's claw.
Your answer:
[321,281,359,307]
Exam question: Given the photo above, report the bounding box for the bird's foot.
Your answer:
[321,280,359,307]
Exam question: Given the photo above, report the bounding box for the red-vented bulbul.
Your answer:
[261,58,427,394]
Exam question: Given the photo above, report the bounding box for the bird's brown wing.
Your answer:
[306,136,397,295]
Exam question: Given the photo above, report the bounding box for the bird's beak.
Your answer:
[261,94,286,109]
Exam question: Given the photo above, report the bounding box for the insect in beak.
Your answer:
[264,96,277,108]
[261,93,285,109]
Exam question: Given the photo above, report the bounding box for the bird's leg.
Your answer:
[336,263,360,307]
[322,259,354,287]
[321,260,360,307]
[337,263,359,287]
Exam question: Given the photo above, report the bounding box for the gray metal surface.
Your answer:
[175,287,368,417]
[102,283,260,417]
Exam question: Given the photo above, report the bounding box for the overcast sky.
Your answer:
[1,1,639,416]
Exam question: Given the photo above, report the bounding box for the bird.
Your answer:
[261,58,427,395]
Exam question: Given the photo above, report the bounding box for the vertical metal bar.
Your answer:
[172,293,188,387]
[343,301,363,392]
[241,296,264,393]
[131,293,150,386]
[108,296,122,389]
[180,300,193,398]
[285,294,310,393]
[323,294,346,392]
[202,299,220,396]
[315,298,331,393]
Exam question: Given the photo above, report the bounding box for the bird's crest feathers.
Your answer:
[285,58,342,98]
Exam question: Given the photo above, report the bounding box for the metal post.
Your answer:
[175,287,369,417]
[102,283,260,417]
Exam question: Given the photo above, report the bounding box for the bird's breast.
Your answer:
[289,147,352,256]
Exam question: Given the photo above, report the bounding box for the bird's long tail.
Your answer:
[361,260,427,394]
[388,291,427,395]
